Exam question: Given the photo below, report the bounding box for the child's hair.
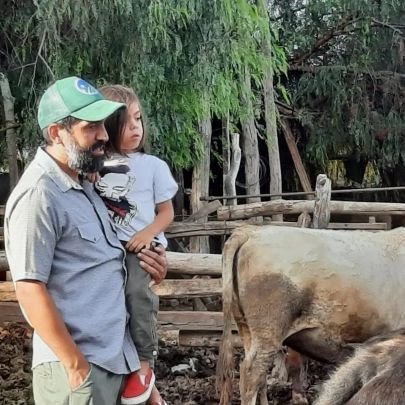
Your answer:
[99,84,148,154]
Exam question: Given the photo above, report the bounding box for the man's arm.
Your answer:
[6,187,89,389]
[16,281,89,389]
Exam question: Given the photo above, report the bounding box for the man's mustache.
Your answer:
[89,141,106,152]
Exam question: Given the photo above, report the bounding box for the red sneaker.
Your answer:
[121,368,155,405]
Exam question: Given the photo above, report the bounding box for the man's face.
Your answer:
[61,120,108,174]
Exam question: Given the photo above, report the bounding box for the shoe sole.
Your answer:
[121,373,156,405]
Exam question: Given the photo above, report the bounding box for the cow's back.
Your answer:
[235,226,405,342]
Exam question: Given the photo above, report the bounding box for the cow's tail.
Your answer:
[216,228,250,405]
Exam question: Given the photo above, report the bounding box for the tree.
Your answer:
[271,0,405,190]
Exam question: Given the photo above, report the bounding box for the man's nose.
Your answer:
[97,125,109,141]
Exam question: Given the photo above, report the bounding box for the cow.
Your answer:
[216,225,405,405]
[314,329,405,405]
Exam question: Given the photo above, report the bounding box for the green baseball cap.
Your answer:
[38,76,125,130]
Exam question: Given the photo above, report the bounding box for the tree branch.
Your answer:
[290,15,361,65]
[0,123,20,133]
[289,64,405,80]
[371,18,404,34]
[29,30,47,98]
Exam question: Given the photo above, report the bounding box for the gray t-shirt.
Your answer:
[95,152,178,246]
[4,147,139,374]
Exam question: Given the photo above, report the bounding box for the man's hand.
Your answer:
[65,357,91,390]
[15,281,91,391]
[137,245,167,285]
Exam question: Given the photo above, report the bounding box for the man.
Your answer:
[4,76,167,405]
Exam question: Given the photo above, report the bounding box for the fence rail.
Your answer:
[0,175,403,346]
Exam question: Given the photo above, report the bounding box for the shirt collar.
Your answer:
[35,147,83,192]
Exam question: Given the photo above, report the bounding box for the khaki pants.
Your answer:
[124,251,159,368]
[33,362,124,405]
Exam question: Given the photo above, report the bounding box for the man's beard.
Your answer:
[65,138,106,174]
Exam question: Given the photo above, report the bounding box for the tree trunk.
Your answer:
[240,67,261,203]
[172,169,185,220]
[263,67,283,220]
[224,133,241,206]
[0,73,19,189]
[222,115,230,199]
[259,2,283,221]
[190,116,212,253]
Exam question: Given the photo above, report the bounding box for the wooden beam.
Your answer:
[313,174,331,229]
[326,222,388,230]
[0,302,24,323]
[166,220,246,238]
[1,278,223,301]
[183,200,222,223]
[0,304,234,332]
[268,221,388,230]
[0,282,16,301]
[0,251,222,276]
[166,252,221,276]
[0,305,239,348]
[217,199,405,220]
[152,278,222,298]
[0,252,9,272]
[281,119,313,196]
[178,330,242,348]
[158,311,236,331]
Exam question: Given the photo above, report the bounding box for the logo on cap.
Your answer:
[75,78,99,96]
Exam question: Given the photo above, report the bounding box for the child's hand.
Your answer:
[126,229,156,253]
[87,172,100,183]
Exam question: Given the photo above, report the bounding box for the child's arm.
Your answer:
[126,200,174,253]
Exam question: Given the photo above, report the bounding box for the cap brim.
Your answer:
[70,99,125,122]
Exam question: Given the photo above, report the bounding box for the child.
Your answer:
[95,85,178,405]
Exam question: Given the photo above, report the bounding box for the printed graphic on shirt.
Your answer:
[95,158,137,226]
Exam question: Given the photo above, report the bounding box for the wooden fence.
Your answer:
[1,176,405,346]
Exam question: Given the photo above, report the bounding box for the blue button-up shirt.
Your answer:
[5,147,139,374]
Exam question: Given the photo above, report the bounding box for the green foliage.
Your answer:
[272,0,405,170]
[1,0,286,171]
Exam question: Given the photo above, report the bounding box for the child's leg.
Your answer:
[121,250,161,404]
[125,251,159,367]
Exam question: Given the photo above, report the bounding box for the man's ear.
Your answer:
[48,123,63,144]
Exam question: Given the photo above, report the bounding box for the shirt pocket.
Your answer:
[77,223,103,243]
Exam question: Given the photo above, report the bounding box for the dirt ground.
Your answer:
[0,323,334,405]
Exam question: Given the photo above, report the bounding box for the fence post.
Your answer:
[313,174,331,229]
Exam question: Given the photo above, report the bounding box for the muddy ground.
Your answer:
[0,323,334,405]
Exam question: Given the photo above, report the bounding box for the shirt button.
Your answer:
[152,350,158,356]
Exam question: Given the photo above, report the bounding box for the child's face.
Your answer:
[120,102,143,153]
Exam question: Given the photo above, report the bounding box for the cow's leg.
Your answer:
[287,349,308,405]
[236,273,305,404]
[259,381,269,405]
[240,339,284,405]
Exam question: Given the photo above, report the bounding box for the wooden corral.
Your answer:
[1,176,405,347]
